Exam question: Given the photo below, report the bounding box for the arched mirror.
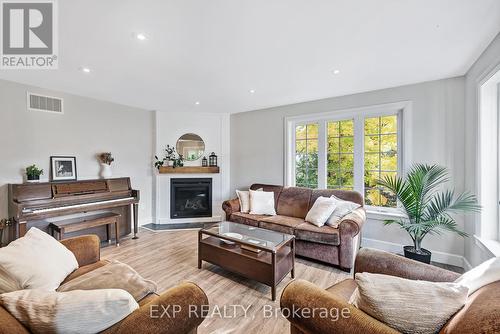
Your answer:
[176,133,205,161]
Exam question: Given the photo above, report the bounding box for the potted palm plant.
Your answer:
[377,164,480,263]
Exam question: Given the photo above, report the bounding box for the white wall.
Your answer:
[0,79,154,225]
[231,77,468,266]
[464,32,500,267]
[153,111,230,224]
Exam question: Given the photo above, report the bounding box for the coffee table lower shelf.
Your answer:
[198,235,295,301]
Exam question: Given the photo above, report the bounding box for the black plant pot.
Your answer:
[27,175,40,182]
[403,246,431,264]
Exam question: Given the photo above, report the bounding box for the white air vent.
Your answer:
[27,92,64,114]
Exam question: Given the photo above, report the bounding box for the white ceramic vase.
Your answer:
[100,163,112,179]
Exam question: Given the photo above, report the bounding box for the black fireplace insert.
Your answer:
[170,178,212,219]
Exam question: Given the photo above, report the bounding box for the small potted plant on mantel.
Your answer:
[25,164,43,183]
[377,164,481,263]
[154,145,184,170]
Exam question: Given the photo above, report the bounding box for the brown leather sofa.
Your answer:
[0,235,209,334]
[222,184,366,270]
[280,248,500,334]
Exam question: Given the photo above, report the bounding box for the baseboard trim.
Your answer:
[362,237,467,268]
[156,216,223,224]
[462,257,473,271]
[139,217,153,227]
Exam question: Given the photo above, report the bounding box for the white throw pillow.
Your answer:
[236,190,251,213]
[305,197,337,227]
[350,272,468,334]
[0,266,22,294]
[455,256,500,296]
[0,227,78,291]
[0,288,138,334]
[236,188,262,213]
[325,195,361,228]
[249,190,276,215]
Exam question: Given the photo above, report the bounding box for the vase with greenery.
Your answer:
[26,164,43,182]
[154,145,184,170]
[98,152,114,179]
[98,152,114,165]
[377,164,481,263]
[164,145,175,167]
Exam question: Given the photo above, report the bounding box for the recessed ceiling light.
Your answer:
[195,101,200,105]
[135,33,148,41]
[249,89,256,94]
[332,69,340,75]
[80,67,91,73]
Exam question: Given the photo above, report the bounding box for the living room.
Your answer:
[0,1,500,333]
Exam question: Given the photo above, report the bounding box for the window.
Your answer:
[327,120,354,190]
[286,102,409,210]
[364,116,398,207]
[295,123,318,188]
[478,66,500,241]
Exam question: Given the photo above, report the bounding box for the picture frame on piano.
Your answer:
[50,156,77,181]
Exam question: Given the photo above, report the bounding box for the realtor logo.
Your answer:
[1,0,58,69]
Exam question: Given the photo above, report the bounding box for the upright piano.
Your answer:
[8,177,139,242]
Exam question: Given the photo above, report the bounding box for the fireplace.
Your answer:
[170,178,212,219]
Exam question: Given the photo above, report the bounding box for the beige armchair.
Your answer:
[280,248,500,334]
[0,235,209,334]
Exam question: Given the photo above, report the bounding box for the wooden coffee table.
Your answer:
[198,221,295,301]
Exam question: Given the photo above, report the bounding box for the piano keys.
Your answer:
[8,177,140,243]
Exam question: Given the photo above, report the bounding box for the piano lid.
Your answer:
[9,177,132,203]
[52,180,109,198]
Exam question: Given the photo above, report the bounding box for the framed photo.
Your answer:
[50,156,77,181]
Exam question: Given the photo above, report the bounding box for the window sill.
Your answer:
[365,207,406,221]
[474,235,500,257]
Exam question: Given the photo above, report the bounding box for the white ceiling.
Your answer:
[1,0,500,114]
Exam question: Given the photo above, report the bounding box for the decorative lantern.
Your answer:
[208,152,218,167]
[202,156,208,167]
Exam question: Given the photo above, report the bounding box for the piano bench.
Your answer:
[49,212,121,246]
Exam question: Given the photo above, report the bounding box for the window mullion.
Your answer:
[318,121,327,189]
[353,115,364,195]
[305,128,309,186]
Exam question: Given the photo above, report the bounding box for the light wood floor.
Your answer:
[101,228,350,334]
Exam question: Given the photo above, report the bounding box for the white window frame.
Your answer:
[476,63,500,244]
[284,101,412,216]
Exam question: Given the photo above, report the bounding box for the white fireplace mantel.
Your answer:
[151,111,230,225]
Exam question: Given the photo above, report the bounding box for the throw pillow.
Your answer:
[0,288,138,334]
[305,196,337,227]
[236,190,251,213]
[350,272,468,334]
[236,188,262,213]
[0,266,22,294]
[325,195,361,228]
[58,260,157,301]
[455,256,500,296]
[249,190,276,215]
[0,227,78,291]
